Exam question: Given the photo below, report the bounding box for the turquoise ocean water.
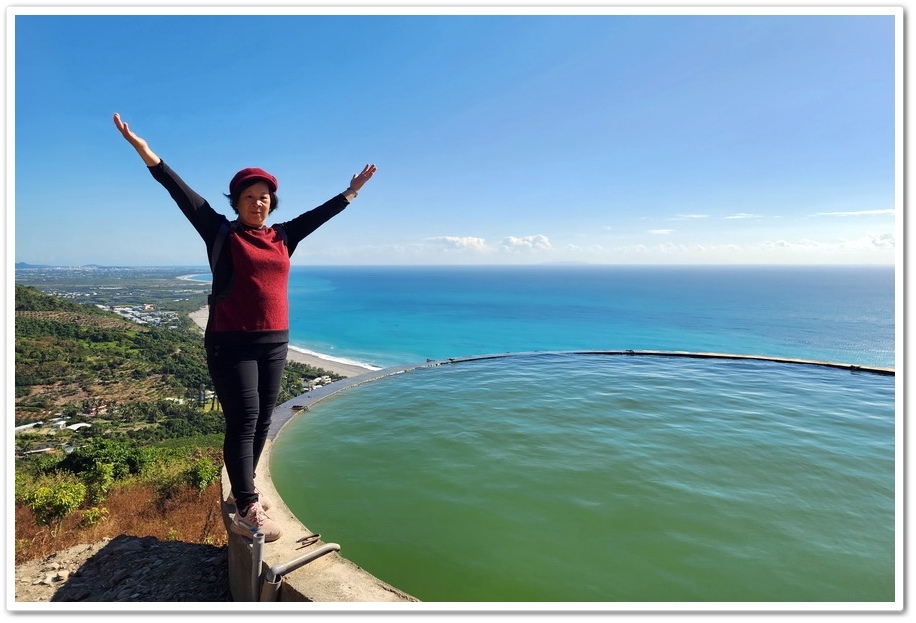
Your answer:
[196,265,898,603]
[280,264,895,370]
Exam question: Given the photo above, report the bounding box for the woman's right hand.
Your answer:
[113,113,161,166]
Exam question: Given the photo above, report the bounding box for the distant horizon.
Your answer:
[14,260,896,269]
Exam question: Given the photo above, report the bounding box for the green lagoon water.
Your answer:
[271,353,896,603]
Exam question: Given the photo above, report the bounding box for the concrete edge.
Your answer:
[221,461,419,603]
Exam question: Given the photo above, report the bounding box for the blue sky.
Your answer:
[11,6,900,266]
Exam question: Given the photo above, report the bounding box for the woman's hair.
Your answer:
[224,180,280,214]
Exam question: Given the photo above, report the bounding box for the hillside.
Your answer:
[14,284,337,438]
[13,284,342,583]
[15,284,211,430]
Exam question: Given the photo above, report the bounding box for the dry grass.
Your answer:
[14,481,228,566]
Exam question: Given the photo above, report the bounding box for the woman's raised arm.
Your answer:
[113,113,161,167]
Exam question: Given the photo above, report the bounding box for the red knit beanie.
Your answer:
[229,167,278,194]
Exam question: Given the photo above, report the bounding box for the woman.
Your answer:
[113,113,376,541]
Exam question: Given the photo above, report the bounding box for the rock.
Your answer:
[13,536,232,602]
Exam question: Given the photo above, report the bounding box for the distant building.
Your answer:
[14,421,44,433]
[305,376,334,391]
[22,447,55,455]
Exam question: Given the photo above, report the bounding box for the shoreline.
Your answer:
[187,307,377,378]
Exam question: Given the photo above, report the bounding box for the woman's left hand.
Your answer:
[349,164,377,192]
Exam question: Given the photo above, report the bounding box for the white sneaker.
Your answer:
[227,487,272,511]
[231,501,282,542]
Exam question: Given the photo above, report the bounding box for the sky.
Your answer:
[9,4,901,267]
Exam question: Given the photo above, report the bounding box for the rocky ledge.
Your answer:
[14,534,232,603]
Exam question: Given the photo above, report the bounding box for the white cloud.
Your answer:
[760,238,826,250]
[869,232,895,248]
[837,232,896,250]
[419,234,557,257]
[674,214,710,220]
[813,209,895,217]
[757,233,895,252]
[305,226,896,265]
[648,229,674,235]
[500,235,552,251]
[426,236,489,252]
[725,213,763,220]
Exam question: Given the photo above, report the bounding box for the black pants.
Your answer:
[207,342,288,511]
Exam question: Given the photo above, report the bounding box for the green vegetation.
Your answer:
[14,277,343,552]
[22,480,87,535]
[15,283,339,428]
[15,288,212,430]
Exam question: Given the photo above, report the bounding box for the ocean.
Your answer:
[275,264,895,370]
[200,264,898,603]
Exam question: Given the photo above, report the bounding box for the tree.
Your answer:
[82,461,115,505]
[59,438,149,479]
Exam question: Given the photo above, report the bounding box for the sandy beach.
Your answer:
[188,307,375,378]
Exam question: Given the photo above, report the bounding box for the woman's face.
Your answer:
[237,181,272,228]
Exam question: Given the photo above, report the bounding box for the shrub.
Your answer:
[16,468,67,504]
[182,457,221,492]
[34,453,65,475]
[79,506,109,528]
[23,481,86,534]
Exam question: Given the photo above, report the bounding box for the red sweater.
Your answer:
[149,160,349,347]
[212,226,291,334]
